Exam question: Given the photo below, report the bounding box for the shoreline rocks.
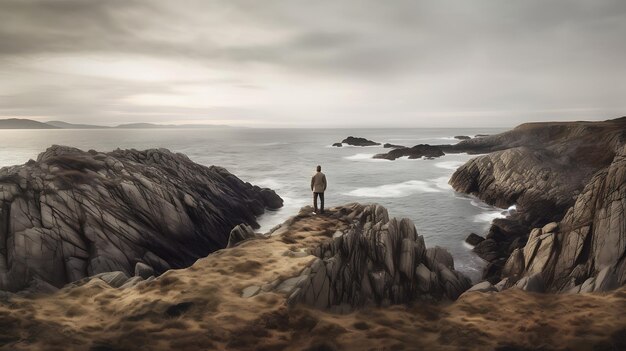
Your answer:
[373,144,445,160]
[448,117,626,290]
[0,145,283,292]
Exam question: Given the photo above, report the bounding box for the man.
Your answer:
[311,165,327,214]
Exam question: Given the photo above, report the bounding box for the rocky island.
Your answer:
[333,136,381,147]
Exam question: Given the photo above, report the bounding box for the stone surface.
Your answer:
[0,145,283,292]
[466,281,497,293]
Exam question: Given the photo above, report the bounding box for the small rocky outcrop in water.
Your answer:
[331,142,343,147]
[374,144,445,160]
[0,145,282,292]
[454,135,471,140]
[339,136,380,147]
[284,204,471,310]
[383,143,405,149]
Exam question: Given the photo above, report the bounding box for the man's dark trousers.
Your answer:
[314,192,324,213]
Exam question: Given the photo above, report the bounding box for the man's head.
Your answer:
[316,165,321,172]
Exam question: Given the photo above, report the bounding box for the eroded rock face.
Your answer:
[285,204,471,310]
[500,145,626,293]
[0,145,283,292]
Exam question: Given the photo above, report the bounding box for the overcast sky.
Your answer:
[0,0,624,127]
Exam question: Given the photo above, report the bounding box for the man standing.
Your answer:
[311,165,327,214]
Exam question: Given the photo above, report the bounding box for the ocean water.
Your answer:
[0,127,508,281]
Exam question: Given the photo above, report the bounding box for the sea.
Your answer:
[0,127,511,282]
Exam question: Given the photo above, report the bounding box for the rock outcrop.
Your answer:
[448,117,626,290]
[284,204,471,310]
[383,143,405,149]
[498,144,626,293]
[0,145,282,292]
[338,136,380,147]
[373,144,445,160]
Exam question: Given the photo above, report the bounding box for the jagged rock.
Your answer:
[332,143,343,147]
[472,239,500,262]
[340,136,380,146]
[465,233,485,246]
[373,144,445,160]
[542,222,559,233]
[134,262,155,279]
[241,285,261,298]
[0,145,283,292]
[99,271,129,288]
[120,276,144,289]
[514,272,545,293]
[227,223,264,248]
[466,281,497,293]
[499,144,626,292]
[284,204,471,310]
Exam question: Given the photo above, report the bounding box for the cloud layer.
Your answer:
[0,0,624,127]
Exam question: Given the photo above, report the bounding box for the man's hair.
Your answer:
[316,165,321,172]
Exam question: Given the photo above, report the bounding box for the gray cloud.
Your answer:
[0,0,624,127]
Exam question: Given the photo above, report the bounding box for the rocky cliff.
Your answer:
[0,145,282,292]
[448,117,626,291]
[0,203,624,350]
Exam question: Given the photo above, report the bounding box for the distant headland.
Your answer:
[0,118,237,129]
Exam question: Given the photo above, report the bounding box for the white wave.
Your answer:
[473,211,506,223]
[435,160,465,170]
[252,178,282,189]
[258,142,289,146]
[345,180,441,198]
[343,153,388,162]
[431,176,451,190]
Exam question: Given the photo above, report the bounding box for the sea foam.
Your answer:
[345,180,441,198]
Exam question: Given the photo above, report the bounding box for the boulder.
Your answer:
[465,233,485,246]
[332,143,343,147]
[227,223,263,248]
[454,135,471,140]
[134,262,155,279]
